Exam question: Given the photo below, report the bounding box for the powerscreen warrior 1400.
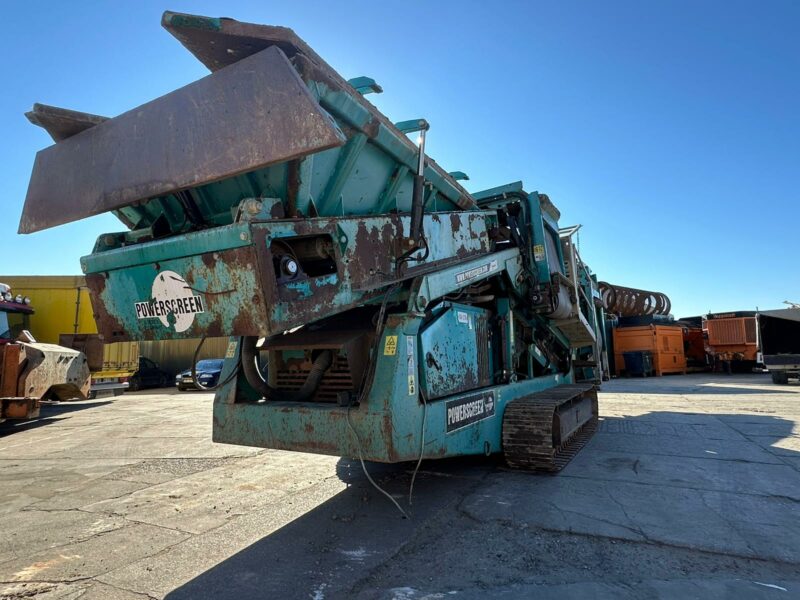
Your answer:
[21,11,608,472]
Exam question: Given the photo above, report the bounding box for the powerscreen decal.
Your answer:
[446,391,496,433]
[134,270,204,333]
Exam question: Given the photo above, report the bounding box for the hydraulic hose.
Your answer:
[241,336,333,402]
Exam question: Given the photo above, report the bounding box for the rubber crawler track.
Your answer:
[502,383,599,472]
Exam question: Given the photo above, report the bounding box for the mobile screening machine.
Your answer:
[20,12,603,470]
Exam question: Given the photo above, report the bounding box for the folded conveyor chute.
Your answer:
[19,45,347,234]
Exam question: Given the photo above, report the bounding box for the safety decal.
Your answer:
[533,244,546,262]
[383,335,398,356]
[225,341,238,358]
[406,336,416,396]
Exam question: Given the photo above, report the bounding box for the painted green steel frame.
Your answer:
[213,317,573,462]
[81,210,496,341]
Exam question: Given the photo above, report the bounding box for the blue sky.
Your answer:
[1,0,797,317]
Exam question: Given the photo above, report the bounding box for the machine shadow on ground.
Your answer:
[0,400,112,437]
[162,408,799,600]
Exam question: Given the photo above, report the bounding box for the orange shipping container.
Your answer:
[613,325,687,376]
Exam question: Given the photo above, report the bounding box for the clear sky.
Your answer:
[1,0,797,317]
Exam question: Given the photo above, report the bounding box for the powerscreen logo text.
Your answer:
[134,270,205,333]
[445,391,496,433]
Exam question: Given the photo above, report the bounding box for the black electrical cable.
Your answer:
[191,336,240,391]
[344,283,411,518]
[408,386,428,507]
[395,235,430,274]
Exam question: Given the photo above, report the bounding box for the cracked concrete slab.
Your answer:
[73,581,153,599]
[0,522,188,584]
[374,578,800,599]
[0,580,89,600]
[588,430,786,463]
[0,509,127,564]
[103,457,246,486]
[98,469,478,600]
[95,476,353,598]
[1,375,799,599]
[83,452,339,535]
[564,448,800,499]
[751,435,800,457]
[460,472,800,562]
[26,478,151,511]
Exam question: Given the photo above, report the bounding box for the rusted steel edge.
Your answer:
[25,103,109,143]
[161,11,478,211]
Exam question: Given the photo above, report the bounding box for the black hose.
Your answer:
[191,335,239,391]
[241,336,333,401]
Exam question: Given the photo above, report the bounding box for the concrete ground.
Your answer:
[1,373,799,599]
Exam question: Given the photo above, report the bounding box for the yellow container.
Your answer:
[0,276,139,378]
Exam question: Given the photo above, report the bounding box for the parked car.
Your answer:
[175,359,225,391]
[129,357,170,391]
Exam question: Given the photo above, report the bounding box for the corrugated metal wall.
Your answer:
[139,337,229,376]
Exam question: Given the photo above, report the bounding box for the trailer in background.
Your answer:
[0,276,138,397]
[704,311,758,373]
[758,309,800,384]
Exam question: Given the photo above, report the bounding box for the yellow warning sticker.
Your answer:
[533,244,546,262]
[383,335,398,356]
[225,341,237,358]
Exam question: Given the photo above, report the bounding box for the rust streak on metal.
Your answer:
[20,46,345,234]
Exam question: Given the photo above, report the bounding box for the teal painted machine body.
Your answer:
[21,12,605,463]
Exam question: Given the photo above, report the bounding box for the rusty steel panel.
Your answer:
[18,343,91,401]
[163,11,314,73]
[0,344,21,397]
[25,103,108,142]
[59,334,105,371]
[20,45,346,234]
[85,244,271,342]
[1,398,40,420]
[1,342,89,406]
[161,11,477,211]
[82,211,492,342]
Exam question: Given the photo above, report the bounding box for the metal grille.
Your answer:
[476,315,491,385]
[708,319,744,346]
[275,354,354,402]
[745,319,757,344]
